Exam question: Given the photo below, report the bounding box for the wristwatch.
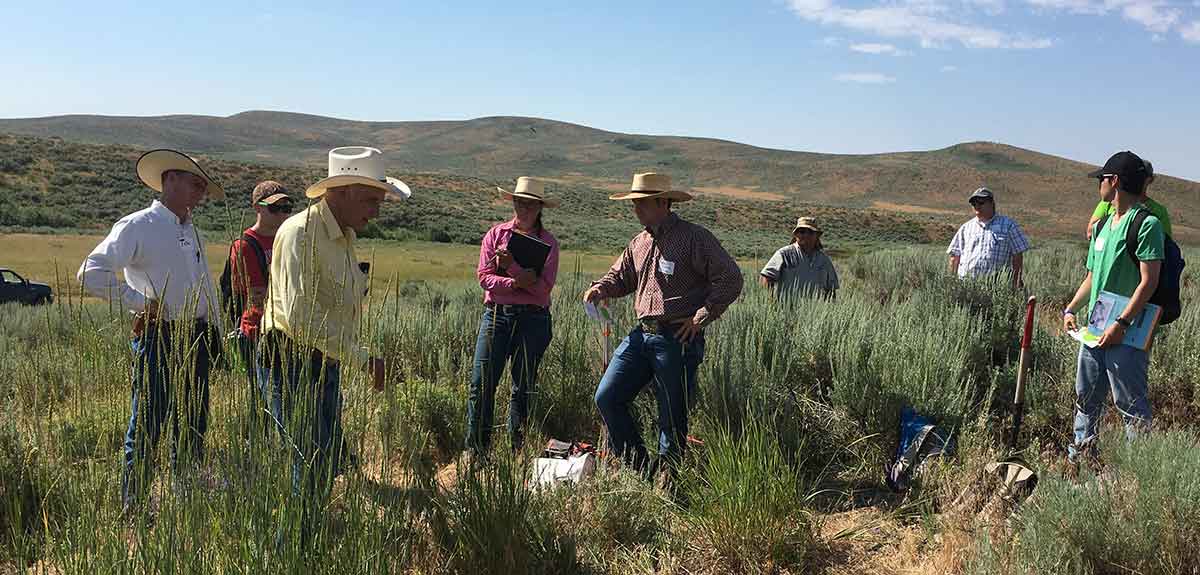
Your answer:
[1115,316,1132,328]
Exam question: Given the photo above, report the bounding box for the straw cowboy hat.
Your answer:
[608,172,694,202]
[496,176,560,208]
[304,146,412,200]
[792,217,822,235]
[135,149,225,200]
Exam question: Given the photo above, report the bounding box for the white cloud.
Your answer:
[964,0,1007,15]
[1182,20,1200,43]
[850,42,908,54]
[822,36,842,46]
[941,65,959,72]
[1024,0,1181,34]
[835,72,897,83]
[787,0,1053,49]
[1120,0,1179,33]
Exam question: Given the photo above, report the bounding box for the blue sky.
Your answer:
[3,1,1198,179]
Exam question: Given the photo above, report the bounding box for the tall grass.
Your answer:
[1,242,1198,573]
[969,429,1200,575]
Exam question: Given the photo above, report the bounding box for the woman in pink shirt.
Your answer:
[465,177,560,456]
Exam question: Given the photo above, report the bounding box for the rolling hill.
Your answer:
[0,133,952,259]
[1,111,1196,243]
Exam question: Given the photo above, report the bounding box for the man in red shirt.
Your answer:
[230,181,294,439]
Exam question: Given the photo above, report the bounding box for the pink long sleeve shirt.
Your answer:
[477,219,560,308]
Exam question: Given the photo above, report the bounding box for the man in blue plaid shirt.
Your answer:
[947,187,1030,287]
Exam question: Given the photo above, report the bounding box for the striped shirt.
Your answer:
[593,213,742,326]
[947,214,1030,278]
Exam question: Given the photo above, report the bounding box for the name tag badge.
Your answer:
[658,259,676,276]
[1094,237,1106,251]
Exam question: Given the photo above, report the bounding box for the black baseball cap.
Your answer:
[968,187,994,203]
[1088,151,1148,191]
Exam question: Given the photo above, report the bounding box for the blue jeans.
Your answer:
[1071,343,1152,459]
[465,306,553,453]
[239,331,281,441]
[594,326,705,475]
[258,333,343,520]
[122,321,213,507]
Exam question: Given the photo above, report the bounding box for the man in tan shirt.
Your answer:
[260,146,409,540]
[583,172,742,480]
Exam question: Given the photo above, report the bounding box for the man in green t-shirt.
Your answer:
[1062,151,1164,462]
[1085,159,1172,239]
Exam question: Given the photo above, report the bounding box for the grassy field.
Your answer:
[2,239,1199,574]
[0,233,770,304]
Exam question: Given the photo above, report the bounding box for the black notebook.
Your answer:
[507,231,551,275]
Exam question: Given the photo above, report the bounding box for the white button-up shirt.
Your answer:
[947,214,1030,278]
[78,200,218,322]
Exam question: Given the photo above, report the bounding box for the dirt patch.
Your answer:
[871,201,961,216]
[814,507,976,575]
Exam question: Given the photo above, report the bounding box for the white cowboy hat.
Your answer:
[304,146,412,200]
[496,177,559,208]
[608,172,693,202]
[135,149,224,200]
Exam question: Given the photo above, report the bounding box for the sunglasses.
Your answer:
[969,198,992,206]
[260,202,294,214]
[794,229,816,236]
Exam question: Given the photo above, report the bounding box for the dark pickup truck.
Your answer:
[0,268,54,305]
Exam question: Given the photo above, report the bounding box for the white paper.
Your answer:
[584,301,612,323]
[1068,329,1100,349]
[658,259,676,275]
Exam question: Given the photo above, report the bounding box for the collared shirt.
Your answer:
[477,219,560,308]
[78,200,217,322]
[760,244,839,298]
[593,213,742,326]
[262,199,369,369]
[947,214,1030,278]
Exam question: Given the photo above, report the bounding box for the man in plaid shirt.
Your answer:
[584,172,743,481]
[947,187,1030,287]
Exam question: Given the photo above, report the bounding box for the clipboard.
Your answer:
[507,231,551,275]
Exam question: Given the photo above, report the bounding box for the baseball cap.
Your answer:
[968,187,993,203]
[251,181,292,206]
[1087,151,1148,192]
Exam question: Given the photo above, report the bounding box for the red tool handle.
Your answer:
[1020,296,1036,349]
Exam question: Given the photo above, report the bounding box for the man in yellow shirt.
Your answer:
[260,146,410,541]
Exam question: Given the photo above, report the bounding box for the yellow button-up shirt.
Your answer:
[262,199,369,369]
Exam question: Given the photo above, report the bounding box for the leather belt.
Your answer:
[485,302,548,314]
[638,317,684,335]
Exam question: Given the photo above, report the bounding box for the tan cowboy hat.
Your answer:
[135,149,224,200]
[304,146,412,200]
[608,172,693,202]
[792,217,822,234]
[496,176,559,208]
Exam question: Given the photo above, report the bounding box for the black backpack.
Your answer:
[218,233,268,326]
[1096,208,1186,324]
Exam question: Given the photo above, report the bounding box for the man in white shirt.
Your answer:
[77,149,224,511]
[947,187,1030,288]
